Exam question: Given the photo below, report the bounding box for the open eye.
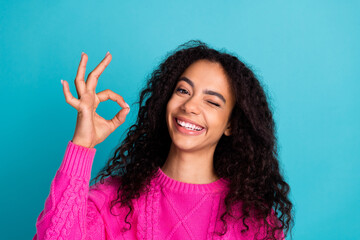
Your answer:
[176,88,189,94]
[207,101,220,107]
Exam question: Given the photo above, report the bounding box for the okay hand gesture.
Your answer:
[61,52,130,148]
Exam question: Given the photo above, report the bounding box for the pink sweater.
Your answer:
[34,141,284,240]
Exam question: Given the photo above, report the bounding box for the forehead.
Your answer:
[179,60,234,97]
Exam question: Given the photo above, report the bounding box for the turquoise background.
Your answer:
[1,1,359,239]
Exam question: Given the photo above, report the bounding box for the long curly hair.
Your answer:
[91,40,294,239]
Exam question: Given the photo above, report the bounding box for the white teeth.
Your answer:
[176,119,203,131]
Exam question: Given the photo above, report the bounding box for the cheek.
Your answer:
[166,96,180,114]
[209,112,229,132]
[166,98,176,126]
[166,102,171,124]
[166,98,173,116]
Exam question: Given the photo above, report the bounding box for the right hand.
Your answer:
[61,52,130,148]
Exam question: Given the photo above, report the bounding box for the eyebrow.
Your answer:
[178,77,226,103]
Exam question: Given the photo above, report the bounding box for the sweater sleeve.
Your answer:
[33,141,106,240]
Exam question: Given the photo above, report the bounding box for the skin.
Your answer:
[161,60,235,184]
[61,52,130,149]
[61,54,234,185]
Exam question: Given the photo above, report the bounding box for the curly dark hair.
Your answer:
[91,40,294,239]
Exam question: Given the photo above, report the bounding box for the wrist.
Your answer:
[71,139,94,148]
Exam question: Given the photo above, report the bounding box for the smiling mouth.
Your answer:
[175,118,204,131]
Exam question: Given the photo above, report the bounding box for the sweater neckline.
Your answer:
[154,167,229,193]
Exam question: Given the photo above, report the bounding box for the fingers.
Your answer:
[110,107,130,131]
[86,52,112,92]
[61,80,80,110]
[75,52,88,98]
[97,89,130,131]
[97,89,129,109]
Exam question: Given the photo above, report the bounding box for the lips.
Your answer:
[176,116,204,128]
[173,117,206,136]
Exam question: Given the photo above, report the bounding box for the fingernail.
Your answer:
[125,103,130,108]
[105,51,110,57]
[61,79,64,85]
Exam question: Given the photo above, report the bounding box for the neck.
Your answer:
[160,144,219,184]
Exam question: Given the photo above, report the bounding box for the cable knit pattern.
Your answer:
[44,177,87,239]
[151,183,161,240]
[34,141,285,240]
[136,193,146,240]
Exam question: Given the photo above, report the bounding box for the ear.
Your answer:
[224,122,232,136]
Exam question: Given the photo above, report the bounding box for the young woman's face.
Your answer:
[166,59,235,153]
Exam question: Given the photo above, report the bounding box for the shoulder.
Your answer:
[88,176,122,210]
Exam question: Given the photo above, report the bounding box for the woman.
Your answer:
[34,40,293,240]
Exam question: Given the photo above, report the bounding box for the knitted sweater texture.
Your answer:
[34,141,284,240]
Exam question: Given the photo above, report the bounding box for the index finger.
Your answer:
[86,52,112,91]
[97,89,130,109]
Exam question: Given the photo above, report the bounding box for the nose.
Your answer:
[181,96,201,115]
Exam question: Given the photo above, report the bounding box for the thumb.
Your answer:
[110,107,130,131]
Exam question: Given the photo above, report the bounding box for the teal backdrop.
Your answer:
[1,1,359,239]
